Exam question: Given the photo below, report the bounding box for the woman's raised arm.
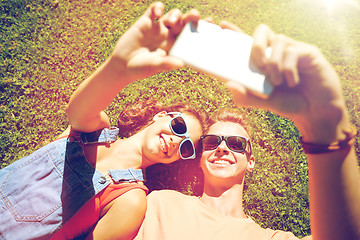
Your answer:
[66,2,200,132]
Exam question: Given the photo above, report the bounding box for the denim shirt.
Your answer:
[0,128,144,240]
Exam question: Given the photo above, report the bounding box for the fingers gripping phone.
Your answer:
[169,20,273,98]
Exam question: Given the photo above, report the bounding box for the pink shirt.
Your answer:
[134,190,299,240]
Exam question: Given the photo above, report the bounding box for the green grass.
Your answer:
[1,0,359,237]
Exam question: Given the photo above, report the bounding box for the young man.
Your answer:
[133,19,360,240]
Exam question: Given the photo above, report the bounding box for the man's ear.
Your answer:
[153,111,167,121]
[246,155,255,172]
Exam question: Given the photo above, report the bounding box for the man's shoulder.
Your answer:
[148,189,189,198]
[147,190,196,203]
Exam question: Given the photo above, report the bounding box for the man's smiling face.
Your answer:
[200,121,254,185]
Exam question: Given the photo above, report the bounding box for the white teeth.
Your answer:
[159,136,168,153]
[212,159,232,165]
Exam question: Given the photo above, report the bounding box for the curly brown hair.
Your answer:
[118,99,208,138]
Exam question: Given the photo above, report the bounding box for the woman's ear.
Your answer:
[246,155,255,172]
[153,111,167,121]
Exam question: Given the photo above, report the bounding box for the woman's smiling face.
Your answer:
[142,112,203,165]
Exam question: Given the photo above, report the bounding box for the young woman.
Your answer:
[53,100,206,240]
[0,2,204,240]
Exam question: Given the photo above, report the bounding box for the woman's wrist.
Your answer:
[103,54,136,87]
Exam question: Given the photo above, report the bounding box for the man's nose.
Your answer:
[216,140,230,154]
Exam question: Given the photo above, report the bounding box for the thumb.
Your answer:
[143,50,184,75]
[154,49,185,70]
[160,56,185,71]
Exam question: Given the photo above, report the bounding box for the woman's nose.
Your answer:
[169,135,183,148]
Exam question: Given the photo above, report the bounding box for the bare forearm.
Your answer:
[307,144,360,240]
[299,104,360,239]
[66,57,132,132]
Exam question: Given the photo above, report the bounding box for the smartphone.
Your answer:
[169,20,273,98]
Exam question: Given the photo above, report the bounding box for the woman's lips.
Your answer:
[159,135,168,155]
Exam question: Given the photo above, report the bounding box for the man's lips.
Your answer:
[159,135,169,155]
[208,158,235,166]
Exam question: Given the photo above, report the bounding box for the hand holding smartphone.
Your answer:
[169,20,273,98]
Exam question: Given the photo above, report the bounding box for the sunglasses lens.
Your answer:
[227,136,246,152]
[180,139,195,159]
[201,135,247,153]
[201,135,221,150]
[171,116,187,135]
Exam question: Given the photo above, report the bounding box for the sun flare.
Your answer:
[319,0,360,14]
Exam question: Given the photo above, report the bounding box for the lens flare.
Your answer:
[320,0,360,15]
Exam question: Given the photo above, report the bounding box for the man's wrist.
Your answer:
[296,102,351,144]
[300,125,357,154]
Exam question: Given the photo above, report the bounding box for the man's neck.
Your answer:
[200,184,247,218]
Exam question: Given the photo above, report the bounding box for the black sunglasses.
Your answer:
[167,112,196,160]
[200,134,251,154]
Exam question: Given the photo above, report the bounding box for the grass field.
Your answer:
[1,0,359,237]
